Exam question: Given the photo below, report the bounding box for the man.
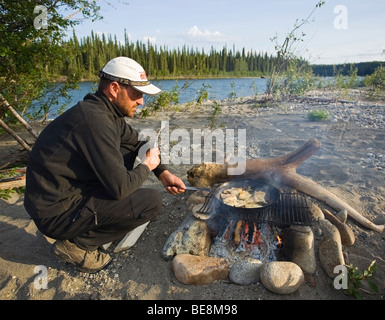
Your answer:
[24,57,186,273]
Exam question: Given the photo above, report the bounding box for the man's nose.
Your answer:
[137,97,144,106]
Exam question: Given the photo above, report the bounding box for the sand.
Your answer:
[0,89,384,304]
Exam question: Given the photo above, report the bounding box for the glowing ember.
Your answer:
[209,218,284,266]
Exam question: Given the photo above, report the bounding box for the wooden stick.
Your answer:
[0,118,32,152]
[0,93,38,140]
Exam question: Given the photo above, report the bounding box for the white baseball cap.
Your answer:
[98,57,162,96]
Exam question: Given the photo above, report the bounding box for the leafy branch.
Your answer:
[344,260,379,299]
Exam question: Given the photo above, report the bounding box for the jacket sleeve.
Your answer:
[73,115,151,200]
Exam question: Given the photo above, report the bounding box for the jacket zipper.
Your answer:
[72,208,98,225]
[72,210,81,223]
[92,210,98,225]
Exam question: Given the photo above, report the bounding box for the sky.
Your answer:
[65,0,385,65]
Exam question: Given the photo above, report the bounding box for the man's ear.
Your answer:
[108,81,120,98]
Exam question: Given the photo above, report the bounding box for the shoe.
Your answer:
[53,240,112,273]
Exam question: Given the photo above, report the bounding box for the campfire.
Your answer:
[196,180,313,267]
[162,139,382,294]
[209,218,285,265]
[163,185,320,293]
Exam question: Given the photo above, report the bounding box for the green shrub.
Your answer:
[227,81,237,100]
[307,109,330,121]
[209,98,222,129]
[364,65,385,100]
[196,83,211,105]
[344,260,378,299]
[268,59,316,99]
[140,84,180,117]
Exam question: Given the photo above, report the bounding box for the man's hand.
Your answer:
[158,170,186,195]
[142,147,160,171]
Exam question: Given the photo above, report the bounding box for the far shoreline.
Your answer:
[53,75,269,83]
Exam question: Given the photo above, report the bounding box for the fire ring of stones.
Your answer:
[162,187,355,295]
[161,140,370,295]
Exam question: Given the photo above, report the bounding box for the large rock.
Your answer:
[172,254,229,285]
[283,225,316,274]
[162,214,211,261]
[229,257,262,285]
[260,261,304,294]
[318,219,345,278]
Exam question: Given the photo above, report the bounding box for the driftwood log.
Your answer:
[187,138,385,233]
[0,167,26,190]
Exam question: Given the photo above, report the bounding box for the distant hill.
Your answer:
[311,61,384,77]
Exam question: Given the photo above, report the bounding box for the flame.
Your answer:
[223,220,233,240]
[227,220,282,252]
[243,221,249,240]
[252,222,262,245]
[276,235,283,247]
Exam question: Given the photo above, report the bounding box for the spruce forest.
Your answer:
[55,30,298,80]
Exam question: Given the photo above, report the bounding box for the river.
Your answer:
[32,77,269,120]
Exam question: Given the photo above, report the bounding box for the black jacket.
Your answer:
[24,91,166,219]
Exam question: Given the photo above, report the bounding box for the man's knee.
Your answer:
[143,188,162,217]
[128,188,163,222]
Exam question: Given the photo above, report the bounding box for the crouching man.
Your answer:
[24,57,186,273]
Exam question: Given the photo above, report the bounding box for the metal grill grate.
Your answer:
[198,191,314,227]
[275,193,313,226]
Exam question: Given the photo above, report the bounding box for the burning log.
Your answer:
[233,220,243,244]
[187,138,385,233]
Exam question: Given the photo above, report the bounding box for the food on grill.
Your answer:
[220,187,267,208]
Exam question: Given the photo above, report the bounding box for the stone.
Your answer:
[161,214,211,261]
[336,209,348,223]
[283,225,316,274]
[260,261,304,294]
[318,219,345,278]
[308,203,324,220]
[172,254,229,285]
[228,257,262,285]
[322,208,355,246]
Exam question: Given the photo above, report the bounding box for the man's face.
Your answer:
[114,84,144,118]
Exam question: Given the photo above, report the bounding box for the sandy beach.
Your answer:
[0,88,384,303]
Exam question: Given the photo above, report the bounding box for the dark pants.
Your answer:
[34,187,162,250]
[33,147,162,251]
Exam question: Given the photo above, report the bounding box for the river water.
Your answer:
[33,77,269,120]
